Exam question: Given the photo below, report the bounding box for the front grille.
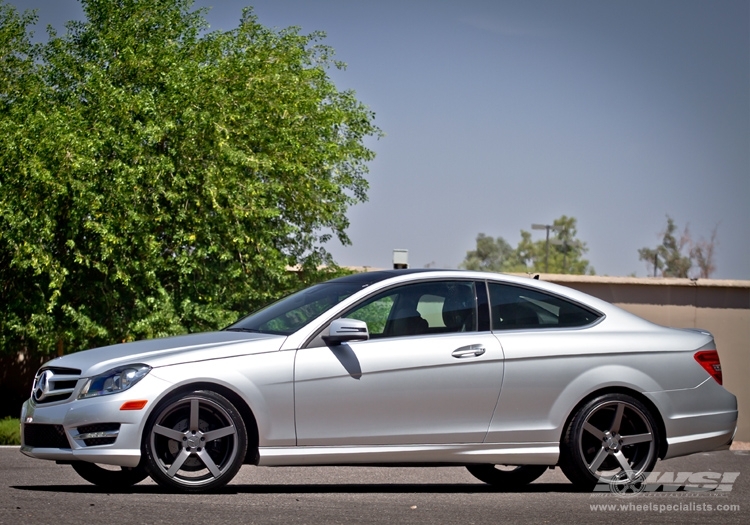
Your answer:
[44,366,83,375]
[75,423,120,446]
[23,424,70,448]
[36,393,74,404]
[31,367,82,405]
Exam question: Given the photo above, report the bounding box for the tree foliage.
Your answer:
[690,226,719,279]
[0,0,380,356]
[638,216,718,278]
[460,233,515,273]
[461,215,594,275]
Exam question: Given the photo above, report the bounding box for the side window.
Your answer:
[488,283,600,330]
[343,281,478,338]
[346,294,396,336]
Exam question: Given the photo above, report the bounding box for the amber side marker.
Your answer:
[120,400,148,411]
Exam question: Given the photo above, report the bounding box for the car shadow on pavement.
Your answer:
[11,482,583,495]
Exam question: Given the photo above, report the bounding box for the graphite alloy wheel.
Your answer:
[71,461,149,489]
[144,390,247,493]
[466,464,547,488]
[560,393,660,489]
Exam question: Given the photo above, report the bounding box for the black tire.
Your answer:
[143,390,248,493]
[71,461,149,489]
[466,464,547,488]
[559,393,660,490]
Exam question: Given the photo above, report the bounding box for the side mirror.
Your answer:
[323,318,369,345]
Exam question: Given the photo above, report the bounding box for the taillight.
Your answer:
[694,350,722,385]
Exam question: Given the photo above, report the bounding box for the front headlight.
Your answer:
[78,364,151,399]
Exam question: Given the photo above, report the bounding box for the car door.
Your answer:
[483,281,605,444]
[294,279,505,446]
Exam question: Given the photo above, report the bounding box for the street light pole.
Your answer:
[531,223,559,273]
[549,238,582,274]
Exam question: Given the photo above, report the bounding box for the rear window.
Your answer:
[488,283,601,330]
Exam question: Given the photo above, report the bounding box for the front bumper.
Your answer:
[20,373,170,467]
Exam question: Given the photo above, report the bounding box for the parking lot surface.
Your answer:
[1,446,747,524]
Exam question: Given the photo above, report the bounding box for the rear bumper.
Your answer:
[645,378,738,460]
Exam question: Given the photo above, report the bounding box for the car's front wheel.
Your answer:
[560,393,660,490]
[71,461,149,489]
[143,390,248,493]
[466,464,548,488]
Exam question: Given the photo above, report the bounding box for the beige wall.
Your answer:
[536,274,750,442]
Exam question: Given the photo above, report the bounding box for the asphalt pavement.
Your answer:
[1,446,748,524]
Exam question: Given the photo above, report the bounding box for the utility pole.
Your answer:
[549,238,582,274]
[531,223,559,273]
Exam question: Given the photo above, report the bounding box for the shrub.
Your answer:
[0,417,21,445]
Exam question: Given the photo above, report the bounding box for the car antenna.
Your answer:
[533,274,540,280]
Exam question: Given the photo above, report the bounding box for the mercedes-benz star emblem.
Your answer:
[33,370,53,402]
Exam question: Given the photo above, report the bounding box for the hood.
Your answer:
[45,331,286,378]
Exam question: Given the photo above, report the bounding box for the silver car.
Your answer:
[21,270,737,493]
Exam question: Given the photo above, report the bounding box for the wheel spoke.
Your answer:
[153,424,185,442]
[613,451,633,477]
[189,399,200,431]
[166,448,191,477]
[610,403,625,433]
[197,448,222,478]
[203,424,236,443]
[583,422,605,440]
[620,432,652,446]
[587,446,609,473]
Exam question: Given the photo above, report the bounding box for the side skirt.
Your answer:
[257,442,559,467]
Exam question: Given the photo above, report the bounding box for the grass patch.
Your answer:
[0,417,21,445]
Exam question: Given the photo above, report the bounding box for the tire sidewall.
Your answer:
[71,461,149,489]
[466,464,548,488]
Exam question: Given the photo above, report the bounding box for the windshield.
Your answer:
[226,282,365,336]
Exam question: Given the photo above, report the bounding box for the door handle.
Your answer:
[451,344,486,358]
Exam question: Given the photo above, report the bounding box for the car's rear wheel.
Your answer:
[71,461,149,489]
[466,464,547,488]
[143,390,247,493]
[560,393,660,490]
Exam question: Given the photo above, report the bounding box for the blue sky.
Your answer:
[11,0,750,278]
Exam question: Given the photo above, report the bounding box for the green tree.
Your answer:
[461,216,593,275]
[0,0,380,357]
[460,233,516,272]
[638,216,718,278]
[516,216,593,274]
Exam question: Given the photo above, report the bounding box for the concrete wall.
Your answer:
[536,274,750,442]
